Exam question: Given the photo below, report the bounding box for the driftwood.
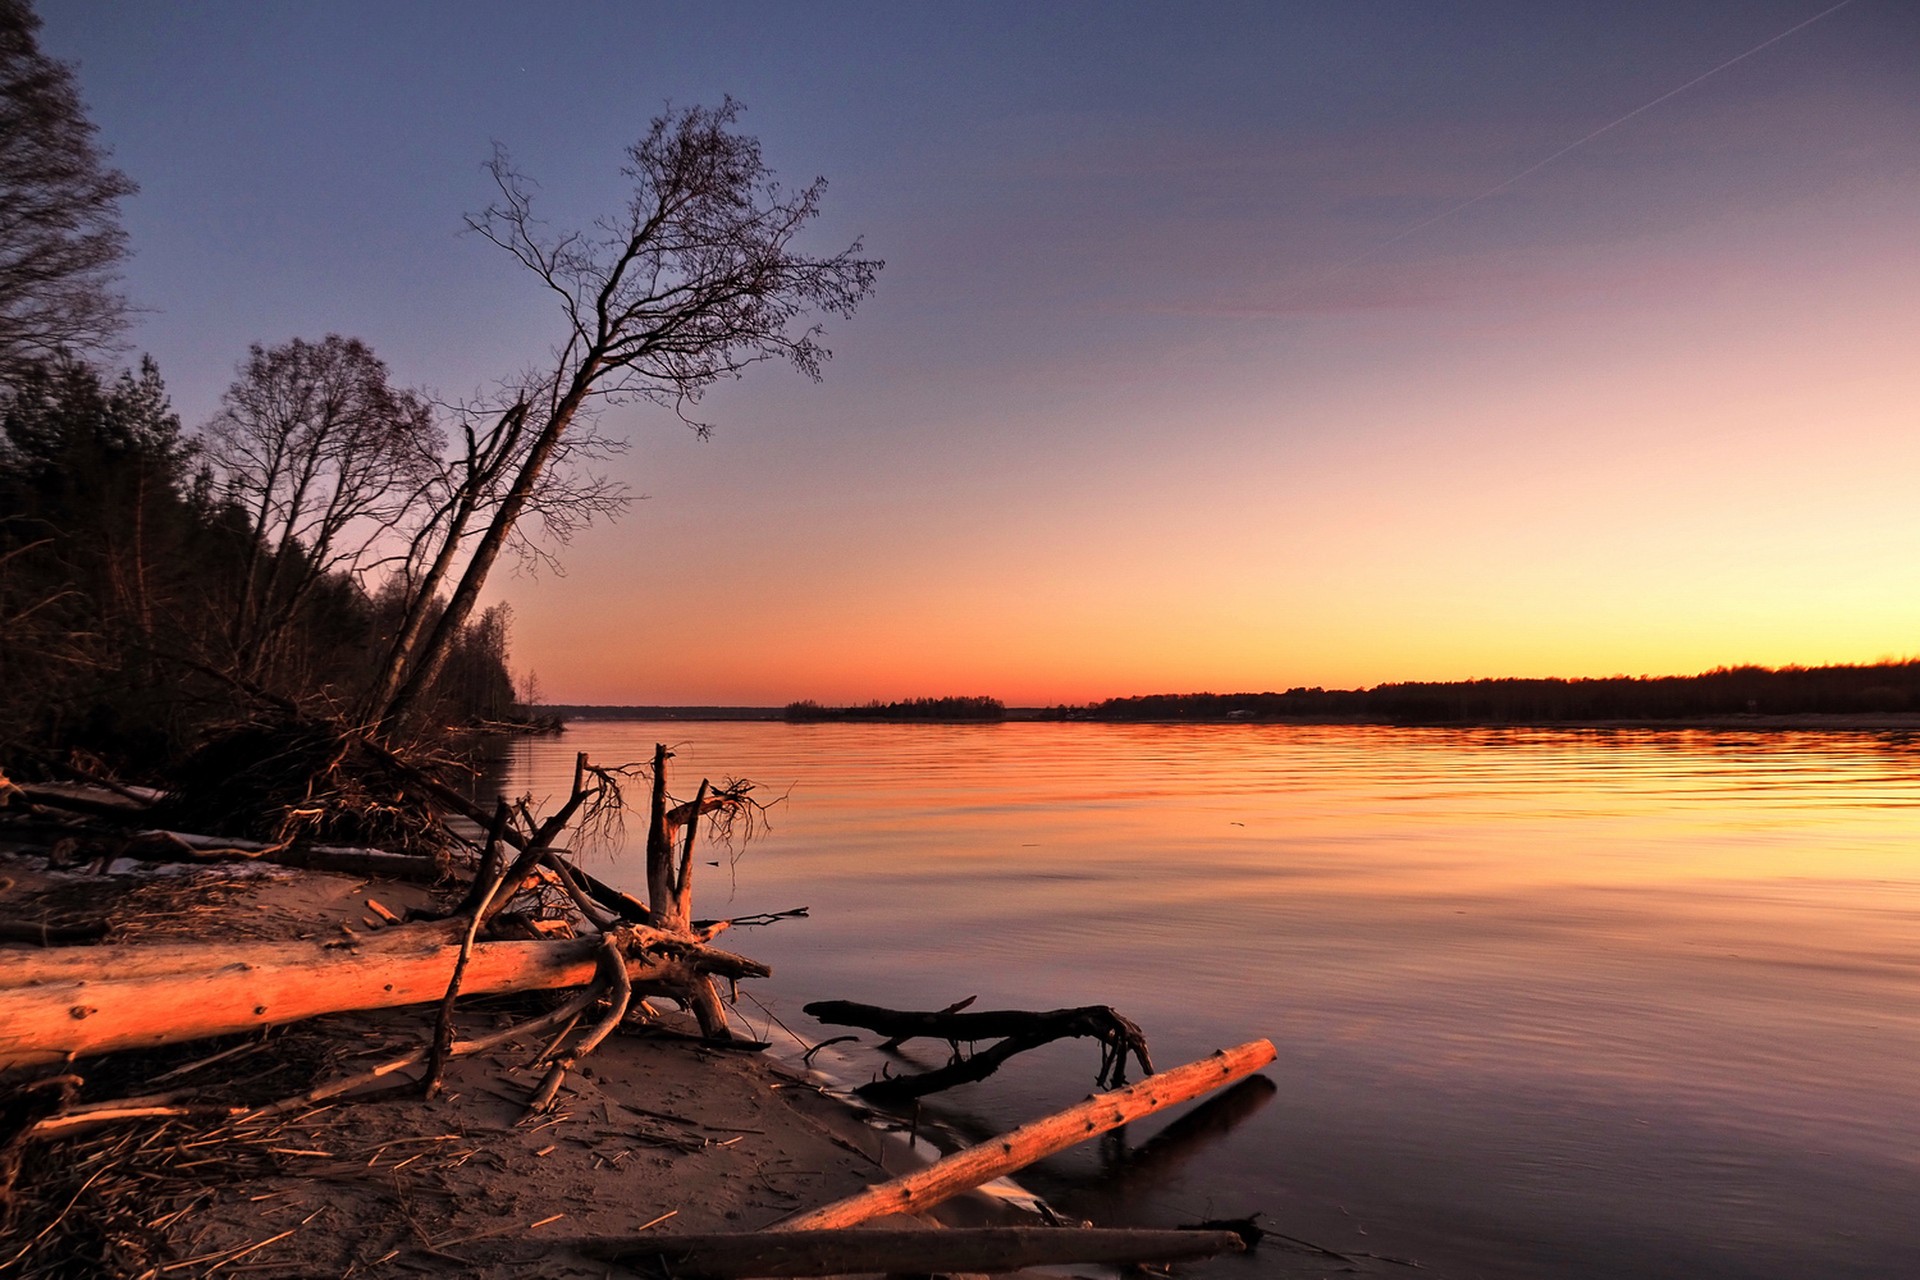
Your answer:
[124,829,442,881]
[0,921,769,1070]
[359,740,754,1040]
[779,1039,1278,1230]
[10,784,148,819]
[524,932,633,1117]
[21,968,613,1139]
[572,1226,1245,1277]
[423,802,511,1099]
[805,999,1154,1102]
[244,984,604,1122]
[0,817,443,881]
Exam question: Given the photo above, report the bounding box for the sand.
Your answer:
[0,850,1006,1278]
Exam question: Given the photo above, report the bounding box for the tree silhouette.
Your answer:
[372,99,881,730]
[0,0,137,383]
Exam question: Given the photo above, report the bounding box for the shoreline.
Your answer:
[0,851,1042,1277]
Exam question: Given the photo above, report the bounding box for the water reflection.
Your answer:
[497,722,1920,1279]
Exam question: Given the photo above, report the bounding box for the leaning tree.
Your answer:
[368,99,881,732]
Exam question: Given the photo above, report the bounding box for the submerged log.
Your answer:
[0,922,769,1070]
[805,999,1154,1101]
[779,1039,1277,1231]
[573,1226,1245,1277]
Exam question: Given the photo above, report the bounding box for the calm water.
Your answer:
[496,722,1920,1279]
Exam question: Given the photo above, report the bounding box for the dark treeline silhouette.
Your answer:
[546,705,777,722]
[0,354,523,780]
[785,696,1007,723]
[1044,663,1920,725]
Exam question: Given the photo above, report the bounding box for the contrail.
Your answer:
[1282,0,1857,303]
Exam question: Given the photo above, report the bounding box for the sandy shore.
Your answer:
[0,852,1016,1277]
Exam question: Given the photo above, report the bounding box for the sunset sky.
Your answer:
[40,1,1920,705]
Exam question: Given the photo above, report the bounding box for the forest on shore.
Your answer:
[1043,661,1920,724]
[0,351,527,778]
[784,696,1007,722]
[535,664,1920,728]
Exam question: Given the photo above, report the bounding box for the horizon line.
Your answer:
[537,655,1920,710]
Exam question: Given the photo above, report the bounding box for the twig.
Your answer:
[423,801,510,1098]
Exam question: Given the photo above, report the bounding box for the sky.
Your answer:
[36,1,1920,705]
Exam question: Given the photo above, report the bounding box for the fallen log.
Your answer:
[0,917,763,990]
[1,919,462,986]
[0,814,442,880]
[0,923,770,1070]
[121,829,444,881]
[572,1226,1244,1277]
[778,1039,1277,1231]
[12,784,148,819]
[22,966,614,1139]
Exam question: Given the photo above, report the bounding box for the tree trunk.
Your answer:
[776,1040,1277,1231]
[0,922,768,1070]
[379,369,596,731]
[364,403,527,723]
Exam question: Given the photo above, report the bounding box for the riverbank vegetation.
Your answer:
[784,695,1006,722]
[1045,660,1920,724]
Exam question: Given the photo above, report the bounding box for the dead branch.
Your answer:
[119,828,442,881]
[804,1000,1155,1102]
[242,985,604,1122]
[673,778,709,928]
[423,804,511,1099]
[523,933,633,1118]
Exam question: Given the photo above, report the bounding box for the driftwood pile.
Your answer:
[1,744,1277,1277]
[2,745,766,1075]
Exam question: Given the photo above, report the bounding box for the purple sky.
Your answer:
[37,1,1920,703]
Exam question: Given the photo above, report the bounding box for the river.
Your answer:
[494,720,1920,1278]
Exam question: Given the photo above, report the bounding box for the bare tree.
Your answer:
[363,391,627,725]
[200,335,439,687]
[0,0,136,383]
[371,99,881,730]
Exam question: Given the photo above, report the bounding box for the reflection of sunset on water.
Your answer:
[504,720,1920,1279]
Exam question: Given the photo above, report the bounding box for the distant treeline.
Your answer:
[543,705,780,722]
[1041,663,1920,724]
[785,696,1007,723]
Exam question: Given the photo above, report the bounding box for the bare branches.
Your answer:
[375,101,879,730]
[806,1001,1157,1103]
[199,335,442,686]
[0,0,136,380]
